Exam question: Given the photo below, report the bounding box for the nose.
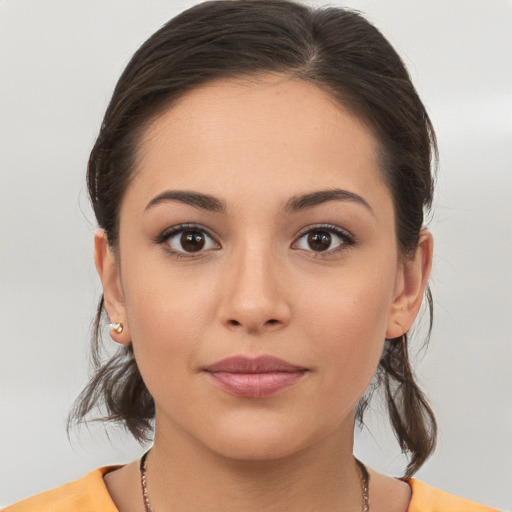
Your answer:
[217,244,291,335]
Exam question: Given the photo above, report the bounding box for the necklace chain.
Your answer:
[140,451,153,512]
[140,450,369,511]
[355,457,370,512]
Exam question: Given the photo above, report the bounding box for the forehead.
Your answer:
[126,75,389,212]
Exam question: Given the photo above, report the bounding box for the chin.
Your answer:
[200,412,340,463]
[213,435,300,461]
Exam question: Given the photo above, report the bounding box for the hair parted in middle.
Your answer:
[70,0,437,476]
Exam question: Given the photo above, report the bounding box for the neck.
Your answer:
[145,414,363,512]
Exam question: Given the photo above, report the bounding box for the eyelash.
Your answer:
[293,224,355,258]
[154,223,219,258]
[154,223,355,258]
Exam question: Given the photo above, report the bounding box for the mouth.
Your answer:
[203,355,309,399]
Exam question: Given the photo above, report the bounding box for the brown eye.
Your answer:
[293,225,353,254]
[161,226,218,255]
[307,231,332,251]
[180,230,206,252]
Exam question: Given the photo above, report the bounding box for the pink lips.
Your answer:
[204,355,308,398]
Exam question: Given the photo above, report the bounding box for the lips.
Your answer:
[204,355,308,398]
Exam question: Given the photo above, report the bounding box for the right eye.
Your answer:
[158,225,219,256]
[291,224,355,256]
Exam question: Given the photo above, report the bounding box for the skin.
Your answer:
[96,75,432,511]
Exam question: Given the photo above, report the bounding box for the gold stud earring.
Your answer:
[109,322,124,334]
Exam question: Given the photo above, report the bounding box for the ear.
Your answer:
[94,229,130,344]
[386,229,433,339]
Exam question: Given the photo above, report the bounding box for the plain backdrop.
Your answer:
[1,0,511,509]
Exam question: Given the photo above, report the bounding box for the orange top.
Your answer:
[2,467,500,512]
[404,478,500,512]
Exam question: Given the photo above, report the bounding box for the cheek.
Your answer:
[123,246,218,330]
[121,261,219,386]
[296,263,396,404]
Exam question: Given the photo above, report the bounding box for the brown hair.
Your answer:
[70,0,437,476]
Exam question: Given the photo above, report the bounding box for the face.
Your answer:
[98,75,430,460]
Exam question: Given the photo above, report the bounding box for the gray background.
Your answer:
[1,0,511,509]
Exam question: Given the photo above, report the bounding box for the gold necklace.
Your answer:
[140,451,370,511]
[355,457,370,512]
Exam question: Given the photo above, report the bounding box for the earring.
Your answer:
[109,322,124,334]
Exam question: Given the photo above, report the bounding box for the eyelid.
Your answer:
[294,223,355,241]
[292,223,355,253]
[153,222,354,257]
[154,223,220,255]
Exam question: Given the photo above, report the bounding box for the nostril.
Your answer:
[227,318,280,328]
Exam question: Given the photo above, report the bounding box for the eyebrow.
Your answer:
[285,189,374,216]
[145,190,226,213]
[144,188,373,216]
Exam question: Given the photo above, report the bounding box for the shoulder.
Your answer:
[2,467,120,512]
[406,478,501,512]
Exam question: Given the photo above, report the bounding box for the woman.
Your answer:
[2,1,501,510]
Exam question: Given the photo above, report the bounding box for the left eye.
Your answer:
[163,228,218,254]
[293,227,352,253]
